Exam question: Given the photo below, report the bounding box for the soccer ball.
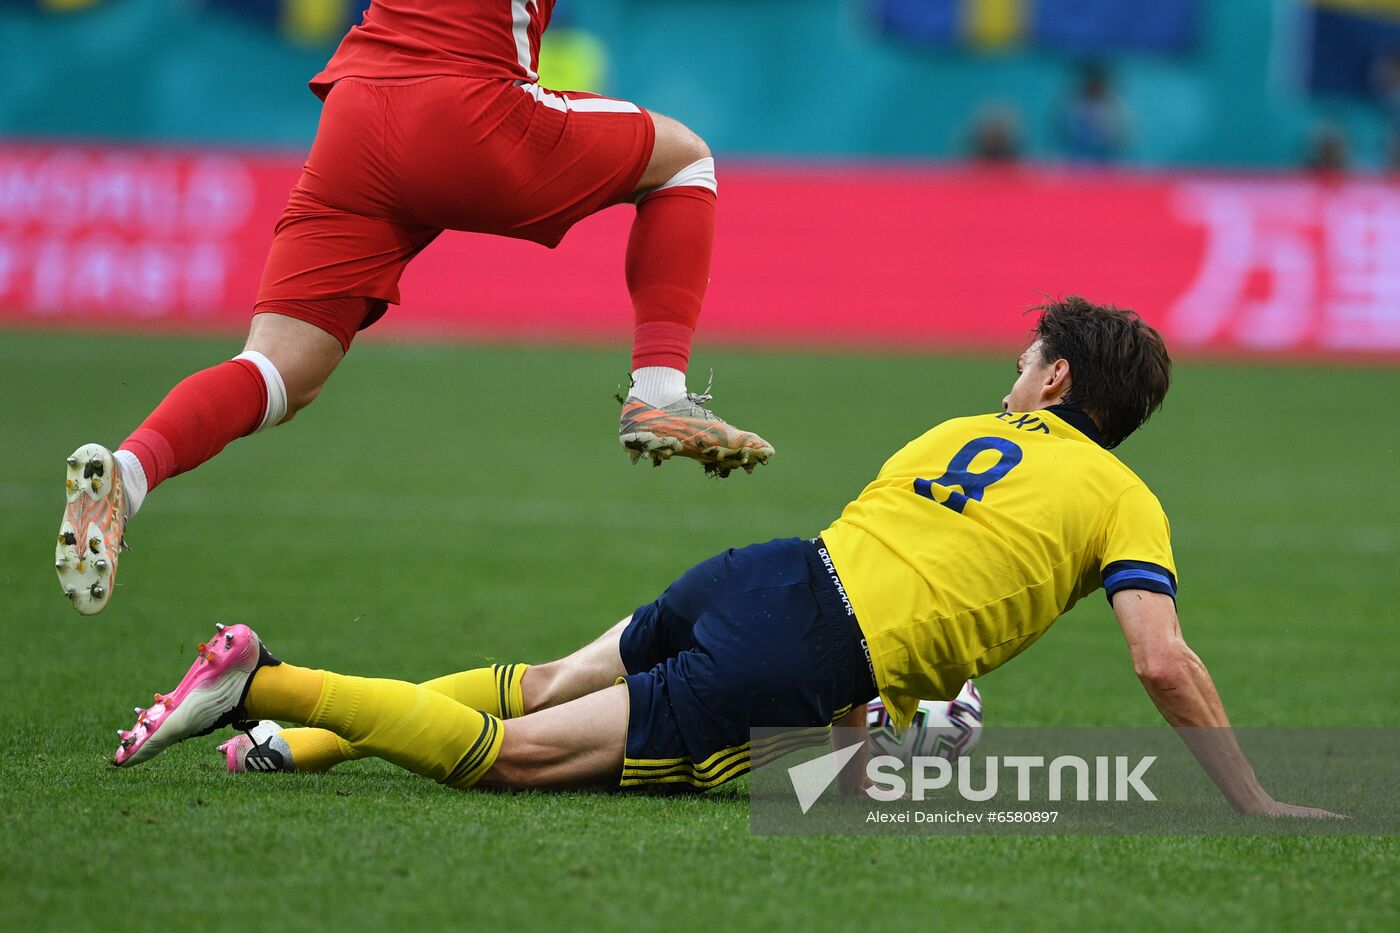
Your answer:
[865,681,983,764]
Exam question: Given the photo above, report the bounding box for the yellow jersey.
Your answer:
[820,406,1177,729]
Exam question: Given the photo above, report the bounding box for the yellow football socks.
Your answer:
[244,661,323,723]
[279,727,347,772]
[253,664,527,778]
[246,663,504,788]
[423,663,530,720]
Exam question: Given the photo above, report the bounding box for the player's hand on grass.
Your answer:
[1247,799,1346,820]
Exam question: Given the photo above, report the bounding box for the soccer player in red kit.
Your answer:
[55,0,774,615]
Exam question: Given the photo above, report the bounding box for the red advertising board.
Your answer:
[2,142,1397,359]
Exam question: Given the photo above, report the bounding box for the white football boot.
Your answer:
[56,443,126,614]
[218,720,296,773]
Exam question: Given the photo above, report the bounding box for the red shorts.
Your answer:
[255,76,655,350]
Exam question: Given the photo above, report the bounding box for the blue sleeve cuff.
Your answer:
[1102,560,1177,603]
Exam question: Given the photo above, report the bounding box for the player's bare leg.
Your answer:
[619,112,774,477]
[519,616,630,713]
[242,312,345,420]
[480,685,629,790]
[57,312,344,614]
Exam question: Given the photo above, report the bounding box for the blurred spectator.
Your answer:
[538,28,610,94]
[1305,123,1350,176]
[205,0,368,46]
[32,0,104,10]
[1056,61,1128,163]
[1371,54,1400,172]
[966,104,1023,164]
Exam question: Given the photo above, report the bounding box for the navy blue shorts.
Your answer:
[617,537,877,791]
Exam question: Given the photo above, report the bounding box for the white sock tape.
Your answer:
[113,449,147,520]
[233,350,289,432]
[636,157,717,202]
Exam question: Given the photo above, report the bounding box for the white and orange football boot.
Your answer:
[619,391,774,478]
[113,623,278,768]
[56,443,126,615]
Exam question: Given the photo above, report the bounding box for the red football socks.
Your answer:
[119,359,267,492]
[626,185,716,372]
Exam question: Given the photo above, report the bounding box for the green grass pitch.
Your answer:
[1,332,1397,931]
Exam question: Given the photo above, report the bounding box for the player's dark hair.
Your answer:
[1031,297,1171,448]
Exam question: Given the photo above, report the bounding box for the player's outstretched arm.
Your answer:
[1111,590,1341,819]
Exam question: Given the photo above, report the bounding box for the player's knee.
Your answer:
[519,663,560,715]
[674,126,711,165]
[244,310,345,425]
[656,112,710,158]
[256,356,331,425]
[246,362,325,426]
[638,115,714,194]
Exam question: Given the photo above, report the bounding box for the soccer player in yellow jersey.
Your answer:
[113,298,1334,818]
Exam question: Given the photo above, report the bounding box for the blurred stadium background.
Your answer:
[1,0,1399,355]
[3,3,1399,930]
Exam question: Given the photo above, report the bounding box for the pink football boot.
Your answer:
[113,623,277,767]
